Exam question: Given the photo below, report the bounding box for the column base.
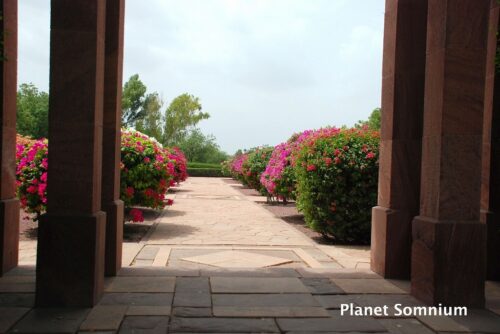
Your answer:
[370,206,411,279]
[0,198,20,276]
[482,210,500,281]
[36,211,106,307]
[103,199,124,277]
[411,216,485,307]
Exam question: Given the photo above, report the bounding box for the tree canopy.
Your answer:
[17,83,49,138]
[163,93,210,145]
[355,107,381,130]
[121,74,147,127]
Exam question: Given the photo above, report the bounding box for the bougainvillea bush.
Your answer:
[165,146,188,184]
[240,147,273,194]
[16,135,48,221]
[259,130,319,202]
[120,129,177,221]
[294,127,379,244]
[16,130,187,223]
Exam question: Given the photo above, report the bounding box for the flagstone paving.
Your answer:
[3,177,500,333]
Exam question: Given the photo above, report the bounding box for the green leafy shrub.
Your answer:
[294,128,379,244]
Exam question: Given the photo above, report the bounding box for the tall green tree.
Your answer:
[163,93,210,145]
[177,128,228,163]
[17,83,49,138]
[355,107,381,130]
[121,74,147,127]
[135,93,164,142]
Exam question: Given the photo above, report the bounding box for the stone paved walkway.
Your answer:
[126,177,370,270]
[2,177,500,333]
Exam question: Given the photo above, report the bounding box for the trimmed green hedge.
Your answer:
[187,162,222,169]
[187,167,223,177]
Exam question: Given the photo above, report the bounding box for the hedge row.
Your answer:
[187,167,224,177]
[225,127,379,244]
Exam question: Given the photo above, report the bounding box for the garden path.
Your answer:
[125,177,371,270]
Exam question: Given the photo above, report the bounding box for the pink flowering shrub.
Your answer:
[15,130,187,223]
[120,129,177,221]
[294,127,379,244]
[259,129,321,202]
[16,135,48,221]
[165,146,188,184]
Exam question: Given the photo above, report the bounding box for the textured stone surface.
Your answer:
[0,307,30,333]
[119,316,169,334]
[182,250,292,268]
[11,308,90,333]
[79,305,127,331]
[211,277,309,293]
[169,317,280,332]
[277,313,386,333]
[331,278,405,294]
[173,307,212,317]
[105,276,175,293]
[99,293,173,306]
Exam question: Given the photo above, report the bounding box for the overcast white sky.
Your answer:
[19,0,384,154]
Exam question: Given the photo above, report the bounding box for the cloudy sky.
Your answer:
[19,0,384,154]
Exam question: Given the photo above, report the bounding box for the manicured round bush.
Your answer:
[294,127,379,244]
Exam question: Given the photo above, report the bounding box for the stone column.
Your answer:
[102,0,125,277]
[371,0,427,279]
[36,0,107,307]
[411,0,490,307]
[0,0,19,276]
[482,2,500,281]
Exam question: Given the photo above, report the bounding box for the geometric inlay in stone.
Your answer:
[181,250,292,268]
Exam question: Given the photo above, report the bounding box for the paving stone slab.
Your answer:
[296,268,380,279]
[201,268,299,277]
[213,293,321,307]
[106,277,175,293]
[441,309,500,333]
[210,277,309,293]
[213,306,329,317]
[169,317,280,332]
[301,278,344,295]
[175,277,210,293]
[100,293,173,306]
[173,307,212,317]
[182,250,292,268]
[0,276,35,293]
[173,292,211,307]
[3,265,35,277]
[277,313,386,333]
[331,279,406,294]
[415,316,468,332]
[118,267,199,277]
[126,306,171,316]
[379,318,435,334]
[79,305,127,331]
[118,316,169,334]
[0,307,30,333]
[0,293,34,307]
[11,308,90,333]
[135,247,160,260]
[314,295,362,309]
